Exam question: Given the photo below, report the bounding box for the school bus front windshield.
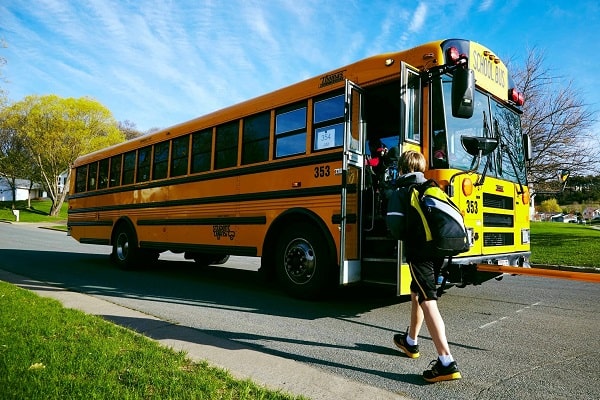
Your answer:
[432,74,527,185]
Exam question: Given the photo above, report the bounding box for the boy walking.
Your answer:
[391,150,461,383]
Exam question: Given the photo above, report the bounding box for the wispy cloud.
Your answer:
[409,3,427,33]
[1,0,598,133]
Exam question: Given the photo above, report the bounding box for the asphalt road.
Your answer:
[1,222,599,400]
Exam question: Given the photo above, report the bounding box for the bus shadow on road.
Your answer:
[0,249,403,321]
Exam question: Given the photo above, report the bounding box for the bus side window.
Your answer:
[109,154,122,187]
[191,129,212,173]
[75,165,88,193]
[136,146,152,183]
[152,141,169,180]
[170,135,190,177]
[122,151,136,185]
[275,103,307,158]
[313,93,344,151]
[98,158,109,189]
[87,162,98,191]
[242,112,270,165]
[215,121,239,169]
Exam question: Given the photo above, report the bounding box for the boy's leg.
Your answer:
[393,292,422,358]
[420,299,461,382]
[420,299,450,356]
[409,292,424,342]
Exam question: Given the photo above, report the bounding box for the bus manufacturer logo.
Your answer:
[496,185,504,192]
[319,70,345,88]
[213,224,235,240]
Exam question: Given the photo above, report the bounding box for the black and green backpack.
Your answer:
[386,179,470,256]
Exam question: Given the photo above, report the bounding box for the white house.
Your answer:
[0,177,44,202]
[582,207,600,221]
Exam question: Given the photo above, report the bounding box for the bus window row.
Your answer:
[74,92,346,193]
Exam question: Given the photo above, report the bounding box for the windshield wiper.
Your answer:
[494,118,525,194]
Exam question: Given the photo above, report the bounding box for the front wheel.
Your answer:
[275,222,335,299]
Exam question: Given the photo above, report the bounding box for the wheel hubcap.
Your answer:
[116,233,129,261]
[284,238,316,285]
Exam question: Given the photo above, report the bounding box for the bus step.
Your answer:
[361,259,397,285]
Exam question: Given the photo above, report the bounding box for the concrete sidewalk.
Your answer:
[0,269,408,400]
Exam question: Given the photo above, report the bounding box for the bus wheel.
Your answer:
[275,223,334,299]
[112,224,139,270]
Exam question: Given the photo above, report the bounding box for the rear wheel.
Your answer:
[275,222,335,299]
[112,224,140,270]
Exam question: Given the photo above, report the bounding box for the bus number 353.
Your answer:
[314,165,331,178]
[466,200,479,214]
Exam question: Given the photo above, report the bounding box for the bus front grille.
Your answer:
[483,232,514,246]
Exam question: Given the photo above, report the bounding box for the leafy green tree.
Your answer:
[0,95,125,216]
[538,198,562,213]
[0,125,40,208]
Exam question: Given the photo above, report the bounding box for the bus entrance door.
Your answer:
[340,80,364,285]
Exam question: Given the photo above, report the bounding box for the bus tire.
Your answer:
[275,222,334,299]
[112,224,140,270]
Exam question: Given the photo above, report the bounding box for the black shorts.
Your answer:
[409,258,443,303]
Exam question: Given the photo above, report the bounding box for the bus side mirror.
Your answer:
[452,68,475,119]
[461,136,498,157]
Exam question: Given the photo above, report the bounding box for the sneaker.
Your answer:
[393,329,419,358]
[423,359,462,383]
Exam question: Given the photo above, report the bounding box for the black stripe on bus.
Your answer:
[137,216,267,226]
[79,238,111,245]
[69,185,342,214]
[69,152,342,200]
[140,242,257,257]
[331,214,357,224]
[68,220,114,227]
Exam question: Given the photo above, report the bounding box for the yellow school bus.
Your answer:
[68,38,531,298]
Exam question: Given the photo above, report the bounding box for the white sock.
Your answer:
[406,335,417,346]
[438,354,454,366]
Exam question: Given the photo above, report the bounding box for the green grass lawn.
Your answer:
[0,199,68,223]
[530,221,600,268]
[0,281,304,400]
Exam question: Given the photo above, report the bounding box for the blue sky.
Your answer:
[1,1,599,133]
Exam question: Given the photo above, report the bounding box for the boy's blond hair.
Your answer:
[399,150,425,173]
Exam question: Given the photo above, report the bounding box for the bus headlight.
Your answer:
[521,228,530,244]
[467,227,475,247]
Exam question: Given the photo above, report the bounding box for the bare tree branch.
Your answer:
[513,47,599,192]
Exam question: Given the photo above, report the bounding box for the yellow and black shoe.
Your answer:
[393,330,420,359]
[423,359,462,383]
